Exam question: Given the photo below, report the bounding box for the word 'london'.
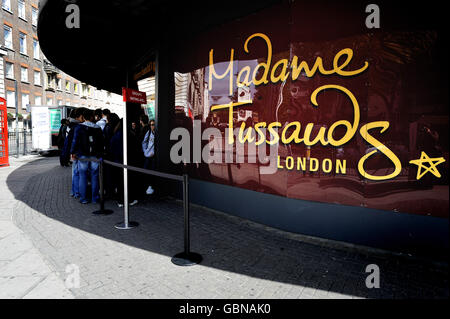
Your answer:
[208,33,401,181]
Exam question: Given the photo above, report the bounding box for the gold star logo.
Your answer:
[409,152,446,180]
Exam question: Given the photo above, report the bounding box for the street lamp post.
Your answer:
[14,80,19,158]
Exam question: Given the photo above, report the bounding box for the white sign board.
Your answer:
[31,106,51,151]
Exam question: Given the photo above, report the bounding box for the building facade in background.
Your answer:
[0,0,123,129]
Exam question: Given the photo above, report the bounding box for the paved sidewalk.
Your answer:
[2,156,449,298]
[0,156,73,299]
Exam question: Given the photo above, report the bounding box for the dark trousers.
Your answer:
[59,153,69,166]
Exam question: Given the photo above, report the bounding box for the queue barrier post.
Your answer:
[100,160,202,265]
[112,159,139,230]
[171,174,202,266]
[92,159,114,215]
[115,215,139,230]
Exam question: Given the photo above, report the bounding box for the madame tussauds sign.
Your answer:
[170,33,445,181]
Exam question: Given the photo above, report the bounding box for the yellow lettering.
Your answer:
[333,48,369,77]
[358,121,402,180]
[322,159,332,173]
[303,123,328,146]
[254,122,267,146]
[277,156,283,169]
[291,56,333,79]
[311,85,360,146]
[336,159,347,174]
[210,35,370,100]
[281,122,302,144]
[286,156,294,170]
[266,122,281,145]
[270,59,290,83]
[209,48,235,96]
[238,122,255,143]
[309,158,319,172]
[244,33,272,86]
[211,100,252,144]
[297,157,306,170]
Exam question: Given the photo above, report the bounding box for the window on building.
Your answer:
[46,97,53,105]
[34,70,41,85]
[46,73,54,89]
[74,83,79,94]
[2,0,11,11]
[56,77,62,90]
[33,39,39,59]
[57,99,63,106]
[32,7,38,26]
[22,93,29,110]
[18,0,25,19]
[4,25,12,49]
[6,90,15,108]
[82,83,88,97]
[19,32,27,54]
[65,80,70,92]
[5,62,14,79]
[35,95,42,105]
[21,66,28,82]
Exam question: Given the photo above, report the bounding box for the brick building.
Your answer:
[0,0,123,129]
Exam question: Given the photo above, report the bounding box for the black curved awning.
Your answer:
[38,0,445,96]
[37,0,280,95]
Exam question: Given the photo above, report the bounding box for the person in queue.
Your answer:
[103,112,119,198]
[139,114,150,143]
[131,121,139,137]
[142,119,156,195]
[63,108,86,199]
[132,114,149,196]
[94,109,106,131]
[102,109,111,125]
[96,108,110,131]
[70,108,104,204]
[57,118,69,166]
[104,113,119,159]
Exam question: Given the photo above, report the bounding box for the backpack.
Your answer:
[81,125,104,157]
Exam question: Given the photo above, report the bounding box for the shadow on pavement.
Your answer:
[6,157,449,298]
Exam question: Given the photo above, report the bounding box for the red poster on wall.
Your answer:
[0,97,9,167]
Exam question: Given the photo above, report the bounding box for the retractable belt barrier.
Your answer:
[102,159,183,181]
[75,157,202,266]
